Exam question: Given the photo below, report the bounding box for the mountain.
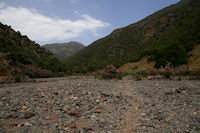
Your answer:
[0,23,67,81]
[66,0,200,73]
[43,42,85,61]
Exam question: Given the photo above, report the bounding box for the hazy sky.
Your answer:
[0,0,180,45]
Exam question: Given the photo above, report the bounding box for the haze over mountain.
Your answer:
[43,42,85,61]
[66,0,200,73]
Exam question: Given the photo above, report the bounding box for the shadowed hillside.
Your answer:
[0,23,67,81]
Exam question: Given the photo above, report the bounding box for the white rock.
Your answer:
[24,122,33,127]
[90,114,96,120]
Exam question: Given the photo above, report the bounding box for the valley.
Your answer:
[0,0,200,132]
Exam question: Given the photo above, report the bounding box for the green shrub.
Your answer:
[165,71,172,78]
[14,75,24,82]
[153,43,187,68]
[135,75,142,81]
[138,70,148,77]
[147,68,159,75]
[125,68,140,74]
[178,76,182,81]
[95,74,102,79]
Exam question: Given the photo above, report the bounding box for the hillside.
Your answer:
[43,42,85,61]
[0,23,67,81]
[66,0,200,73]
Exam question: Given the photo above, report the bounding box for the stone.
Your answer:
[68,108,81,117]
[90,114,96,120]
[155,75,163,79]
[22,111,36,119]
[181,90,187,95]
[24,122,33,127]
[65,121,76,128]
[41,92,46,97]
[71,96,79,100]
[2,97,7,101]
[94,109,102,113]
[9,122,18,127]
[135,106,139,111]
[141,113,146,116]
[147,76,154,80]
[54,92,59,95]
[96,100,100,103]
[51,116,58,120]
[21,105,28,110]
[6,113,19,118]
[193,112,197,115]
[99,118,105,123]
[63,106,68,112]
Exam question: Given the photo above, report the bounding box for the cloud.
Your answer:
[69,0,76,4]
[0,1,6,9]
[0,2,110,43]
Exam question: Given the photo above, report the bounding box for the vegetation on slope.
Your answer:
[43,42,85,61]
[119,57,155,73]
[188,44,200,73]
[0,23,67,80]
[66,0,200,73]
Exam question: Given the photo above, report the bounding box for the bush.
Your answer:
[158,62,175,76]
[165,71,172,78]
[178,76,182,81]
[125,68,140,74]
[138,69,148,77]
[14,75,24,82]
[174,64,191,76]
[21,64,53,78]
[135,75,142,81]
[95,74,103,79]
[153,44,187,68]
[98,65,122,79]
[147,68,159,75]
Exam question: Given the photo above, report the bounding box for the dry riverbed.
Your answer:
[0,76,200,133]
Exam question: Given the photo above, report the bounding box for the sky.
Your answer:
[0,0,180,46]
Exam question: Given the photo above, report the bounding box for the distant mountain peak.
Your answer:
[43,41,85,61]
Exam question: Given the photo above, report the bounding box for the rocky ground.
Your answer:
[0,76,200,133]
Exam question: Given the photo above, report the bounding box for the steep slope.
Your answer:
[66,0,200,73]
[43,42,85,61]
[0,23,66,80]
[188,44,200,71]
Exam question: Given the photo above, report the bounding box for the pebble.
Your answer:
[24,122,33,127]
[90,114,97,120]
[22,111,36,119]
[65,121,76,129]
[94,109,102,113]
[21,105,28,110]
[68,108,81,117]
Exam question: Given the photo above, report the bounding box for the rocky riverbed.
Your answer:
[0,76,200,133]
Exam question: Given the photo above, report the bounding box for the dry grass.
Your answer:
[188,44,200,74]
[119,57,155,73]
[0,76,7,82]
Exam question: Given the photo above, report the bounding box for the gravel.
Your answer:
[0,76,199,133]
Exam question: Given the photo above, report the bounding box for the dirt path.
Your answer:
[116,81,140,133]
[0,77,200,132]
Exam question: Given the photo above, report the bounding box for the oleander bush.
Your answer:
[97,65,122,79]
